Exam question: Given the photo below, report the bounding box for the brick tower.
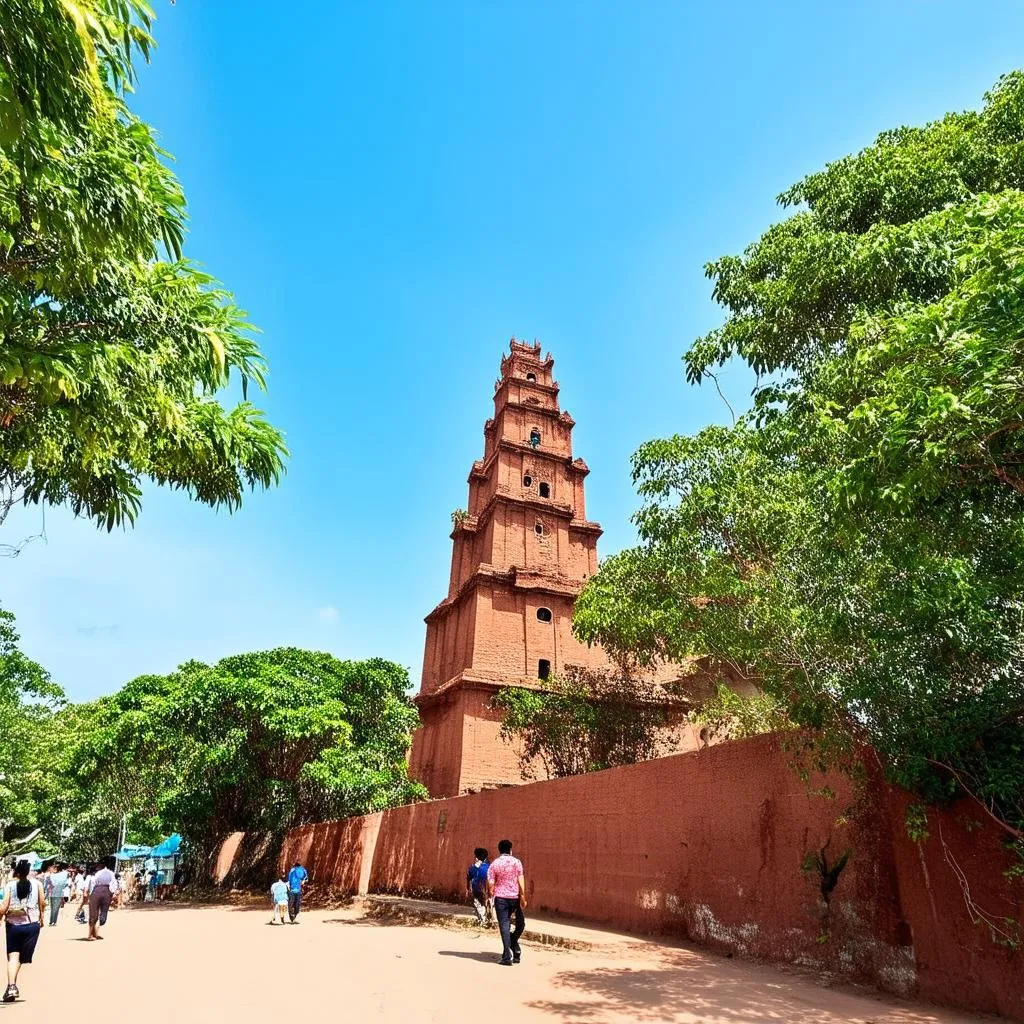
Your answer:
[409,339,612,797]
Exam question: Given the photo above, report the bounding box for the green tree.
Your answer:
[494,668,673,779]
[23,699,165,861]
[0,603,63,841]
[73,649,426,854]
[690,684,791,744]
[575,72,1024,844]
[0,0,285,529]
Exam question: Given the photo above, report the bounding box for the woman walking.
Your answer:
[87,857,117,940]
[1,859,45,1003]
[74,864,91,924]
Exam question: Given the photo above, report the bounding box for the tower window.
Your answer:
[539,482,550,498]
[538,659,551,680]
[526,372,537,382]
[529,429,541,448]
[537,607,552,622]
[534,521,544,536]
[523,474,532,488]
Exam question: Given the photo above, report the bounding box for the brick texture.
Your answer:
[411,339,624,797]
[216,734,1024,1021]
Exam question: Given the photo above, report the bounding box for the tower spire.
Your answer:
[409,338,610,797]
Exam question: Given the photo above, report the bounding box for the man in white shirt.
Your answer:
[44,863,69,926]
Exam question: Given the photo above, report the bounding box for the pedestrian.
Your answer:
[44,862,69,927]
[269,873,288,925]
[117,868,132,907]
[1,860,45,1003]
[465,847,492,927]
[487,839,527,966]
[74,864,92,924]
[87,857,117,941]
[286,861,307,923]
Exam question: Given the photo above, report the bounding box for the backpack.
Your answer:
[6,879,39,923]
[468,861,489,892]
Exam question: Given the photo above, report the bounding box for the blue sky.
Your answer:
[5,1,1024,701]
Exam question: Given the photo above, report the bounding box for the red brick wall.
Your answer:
[407,690,469,797]
[259,735,1024,1019]
[409,684,538,795]
[885,785,1024,1018]
[421,578,612,696]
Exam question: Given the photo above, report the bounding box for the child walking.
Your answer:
[466,847,492,926]
[269,874,288,925]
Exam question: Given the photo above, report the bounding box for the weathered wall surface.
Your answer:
[210,829,281,890]
[883,785,1024,1019]
[407,691,469,798]
[217,734,1024,1021]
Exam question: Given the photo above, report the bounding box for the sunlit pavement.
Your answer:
[16,902,987,1024]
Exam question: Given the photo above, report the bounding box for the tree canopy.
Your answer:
[0,0,286,529]
[0,619,425,861]
[575,71,1024,845]
[68,649,426,854]
[0,603,62,837]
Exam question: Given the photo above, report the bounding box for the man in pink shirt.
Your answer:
[487,838,527,965]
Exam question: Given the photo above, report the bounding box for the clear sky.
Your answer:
[5,1,1023,701]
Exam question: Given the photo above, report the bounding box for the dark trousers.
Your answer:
[48,897,62,926]
[88,885,112,926]
[287,891,301,921]
[493,896,525,962]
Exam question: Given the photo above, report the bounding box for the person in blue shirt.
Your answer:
[286,862,307,923]
[465,847,492,926]
[269,873,289,925]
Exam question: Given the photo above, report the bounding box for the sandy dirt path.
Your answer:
[9,902,991,1023]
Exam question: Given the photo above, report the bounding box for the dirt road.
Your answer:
[13,902,987,1023]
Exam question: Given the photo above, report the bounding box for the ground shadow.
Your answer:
[437,950,502,964]
[119,901,203,912]
[117,898,280,914]
[320,914,432,929]
[226,897,354,915]
[525,953,937,1024]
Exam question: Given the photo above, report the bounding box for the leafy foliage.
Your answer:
[0,610,425,859]
[0,603,63,836]
[575,72,1024,843]
[691,684,792,743]
[0,0,286,529]
[71,649,426,853]
[494,668,674,779]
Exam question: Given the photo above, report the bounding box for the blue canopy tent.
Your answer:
[141,834,183,896]
[9,851,43,871]
[111,844,152,861]
[148,834,181,858]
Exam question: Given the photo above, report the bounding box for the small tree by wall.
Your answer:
[691,683,793,743]
[493,666,678,779]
